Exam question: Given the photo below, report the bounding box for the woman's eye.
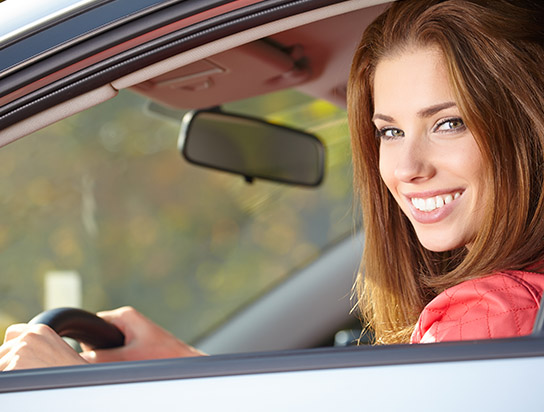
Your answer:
[434,118,466,133]
[377,127,404,140]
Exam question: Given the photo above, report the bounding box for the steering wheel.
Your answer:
[29,307,125,350]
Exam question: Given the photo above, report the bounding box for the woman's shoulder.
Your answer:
[411,270,544,344]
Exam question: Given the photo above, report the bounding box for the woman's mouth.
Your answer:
[410,191,462,213]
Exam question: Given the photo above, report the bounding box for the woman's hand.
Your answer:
[0,323,87,371]
[80,306,205,363]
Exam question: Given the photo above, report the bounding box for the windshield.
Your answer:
[0,88,353,344]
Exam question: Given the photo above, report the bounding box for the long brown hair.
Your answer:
[347,0,544,344]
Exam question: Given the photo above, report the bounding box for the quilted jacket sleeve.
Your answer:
[411,272,544,344]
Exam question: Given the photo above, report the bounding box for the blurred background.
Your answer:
[0,88,354,344]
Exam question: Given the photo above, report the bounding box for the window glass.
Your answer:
[0,0,98,42]
[0,88,353,343]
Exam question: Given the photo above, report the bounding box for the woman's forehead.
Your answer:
[372,46,456,118]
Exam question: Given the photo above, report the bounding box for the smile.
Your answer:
[410,192,462,212]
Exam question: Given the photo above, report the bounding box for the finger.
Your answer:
[0,339,14,359]
[4,323,28,343]
[97,306,140,321]
[96,306,140,339]
[80,347,126,363]
[0,346,19,371]
[79,349,96,362]
[95,309,117,321]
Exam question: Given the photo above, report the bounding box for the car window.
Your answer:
[0,88,353,344]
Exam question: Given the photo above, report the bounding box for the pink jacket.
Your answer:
[411,270,544,343]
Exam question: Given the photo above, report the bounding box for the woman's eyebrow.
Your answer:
[417,101,457,118]
[372,101,457,123]
[372,113,394,123]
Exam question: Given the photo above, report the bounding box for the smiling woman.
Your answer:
[348,0,544,344]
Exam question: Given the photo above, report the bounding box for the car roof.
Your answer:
[0,0,98,43]
[0,0,184,75]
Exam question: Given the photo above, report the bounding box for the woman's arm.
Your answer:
[0,306,204,371]
[411,272,543,343]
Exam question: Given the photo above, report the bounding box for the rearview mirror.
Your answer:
[178,110,325,186]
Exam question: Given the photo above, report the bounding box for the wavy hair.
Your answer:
[347,0,544,343]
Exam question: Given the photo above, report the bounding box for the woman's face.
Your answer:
[374,46,485,252]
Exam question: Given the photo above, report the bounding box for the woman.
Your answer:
[348,0,544,344]
[2,0,544,369]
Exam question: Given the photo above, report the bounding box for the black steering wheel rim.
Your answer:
[29,307,125,350]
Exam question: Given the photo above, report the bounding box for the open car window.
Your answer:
[0,87,353,345]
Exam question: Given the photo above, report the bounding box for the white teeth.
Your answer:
[425,198,436,211]
[417,198,425,210]
[411,192,461,212]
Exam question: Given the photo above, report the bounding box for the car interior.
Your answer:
[0,1,390,354]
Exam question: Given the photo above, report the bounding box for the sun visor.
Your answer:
[131,39,311,110]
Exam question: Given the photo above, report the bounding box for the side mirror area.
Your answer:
[178,110,325,186]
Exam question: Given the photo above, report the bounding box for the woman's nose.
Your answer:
[393,138,434,183]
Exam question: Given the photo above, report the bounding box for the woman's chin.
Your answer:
[415,232,466,253]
